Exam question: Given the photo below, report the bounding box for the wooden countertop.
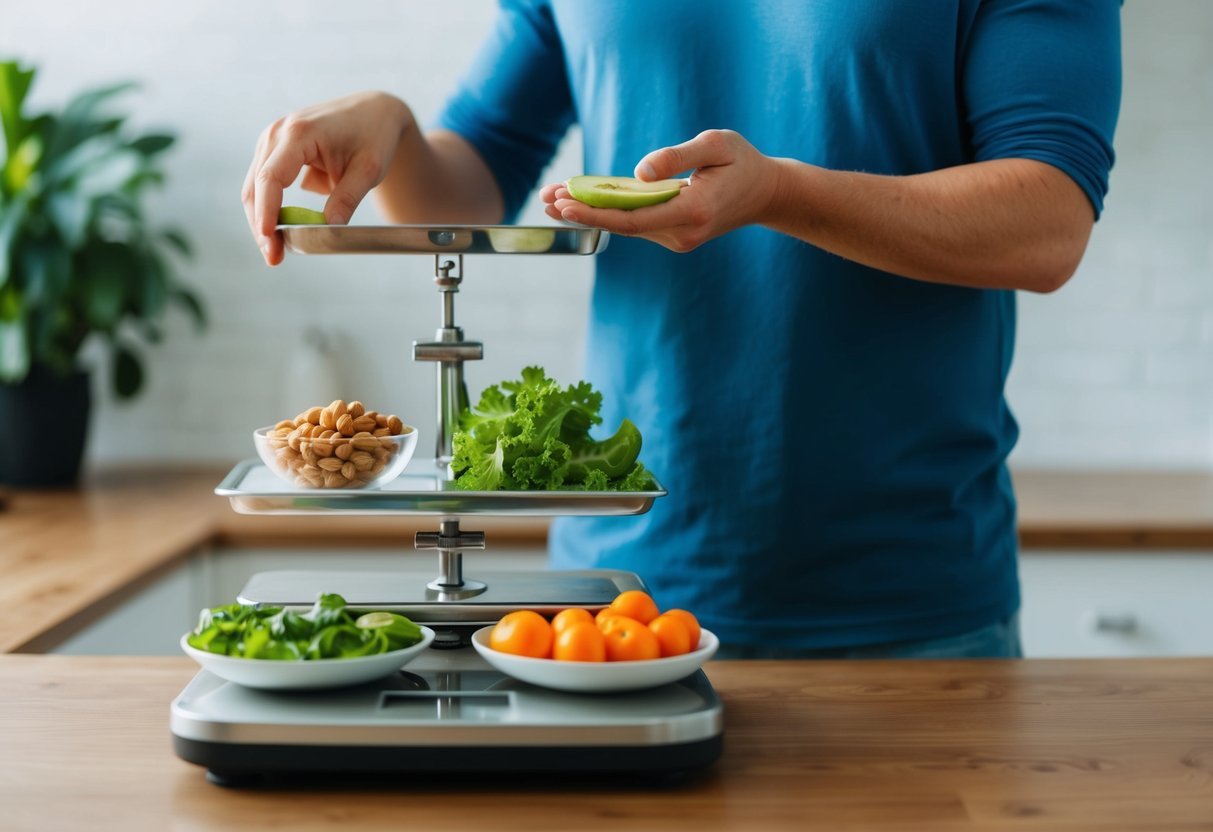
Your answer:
[3,466,1213,654]
[2,654,1210,831]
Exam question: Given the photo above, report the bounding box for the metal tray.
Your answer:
[216,459,665,517]
[280,225,607,256]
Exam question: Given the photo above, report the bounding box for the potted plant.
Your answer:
[0,60,205,486]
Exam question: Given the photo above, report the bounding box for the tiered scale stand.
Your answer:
[170,225,724,785]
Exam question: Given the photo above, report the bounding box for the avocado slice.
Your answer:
[565,175,686,210]
[278,206,327,225]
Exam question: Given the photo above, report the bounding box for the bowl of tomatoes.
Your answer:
[471,591,718,693]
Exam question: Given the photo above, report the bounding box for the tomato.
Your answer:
[552,621,606,662]
[489,610,553,658]
[648,614,692,657]
[608,590,660,625]
[551,607,594,637]
[662,609,701,651]
[595,608,624,632]
[602,616,661,661]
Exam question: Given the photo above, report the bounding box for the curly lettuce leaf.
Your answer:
[451,367,651,492]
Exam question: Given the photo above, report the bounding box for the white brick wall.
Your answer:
[2,1,1210,471]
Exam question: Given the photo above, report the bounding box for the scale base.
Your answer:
[171,648,723,785]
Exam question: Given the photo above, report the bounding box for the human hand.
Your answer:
[541,129,782,253]
[242,91,411,266]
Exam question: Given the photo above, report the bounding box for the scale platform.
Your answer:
[171,648,723,785]
[172,225,724,784]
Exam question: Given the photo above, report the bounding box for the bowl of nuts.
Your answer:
[254,400,417,490]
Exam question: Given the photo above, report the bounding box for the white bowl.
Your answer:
[471,626,718,693]
[180,626,435,690]
[253,424,417,490]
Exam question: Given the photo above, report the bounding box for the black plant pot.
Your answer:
[0,367,91,487]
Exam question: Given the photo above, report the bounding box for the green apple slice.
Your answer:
[278,206,327,225]
[565,175,686,210]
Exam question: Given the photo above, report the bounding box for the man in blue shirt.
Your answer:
[244,1,1121,657]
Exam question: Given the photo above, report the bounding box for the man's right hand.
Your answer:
[242,91,411,266]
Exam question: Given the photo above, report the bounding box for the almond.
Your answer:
[334,442,353,461]
[341,461,356,480]
[319,407,337,430]
[351,450,374,471]
[275,419,295,431]
[303,406,324,426]
[329,399,348,419]
[387,415,404,435]
[301,446,319,465]
[336,413,355,437]
[352,432,379,452]
[352,414,377,433]
[372,427,391,438]
[374,413,388,428]
[317,457,344,472]
[348,400,365,418]
[323,471,346,489]
[312,441,333,458]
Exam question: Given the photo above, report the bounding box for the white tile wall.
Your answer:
[2,1,1210,471]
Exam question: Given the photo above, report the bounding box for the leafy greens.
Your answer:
[187,593,423,661]
[451,366,653,491]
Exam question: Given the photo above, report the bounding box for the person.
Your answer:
[243,1,1122,658]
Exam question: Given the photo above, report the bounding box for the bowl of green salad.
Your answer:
[181,593,434,690]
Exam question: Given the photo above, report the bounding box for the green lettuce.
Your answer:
[451,366,653,491]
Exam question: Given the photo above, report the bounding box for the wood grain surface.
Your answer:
[0,655,1210,831]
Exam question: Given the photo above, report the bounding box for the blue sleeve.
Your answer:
[962,0,1121,217]
[433,0,575,222]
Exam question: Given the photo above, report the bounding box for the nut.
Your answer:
[266,400,409,489]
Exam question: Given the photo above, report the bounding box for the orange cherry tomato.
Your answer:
[603,616,661,661]
[489,610,553,659]
[595,608,623,632]
[648,614,692,657]
[552,621,607,662]
[662,609,701,651]
[551,608,595,637]
[608,590,660,625]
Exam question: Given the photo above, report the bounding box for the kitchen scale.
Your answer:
[170,224,724,785]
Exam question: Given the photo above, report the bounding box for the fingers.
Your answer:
[552,193,695,235]
[300,165,333,195]
[242,124,275,259]
[323,152,379,225]
[635,129,736,181]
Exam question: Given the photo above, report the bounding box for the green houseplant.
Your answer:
[0,60,205,485]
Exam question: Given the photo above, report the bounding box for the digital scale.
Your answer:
[170,225,724,785]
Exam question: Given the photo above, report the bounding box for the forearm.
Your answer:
[762,157,1095,293]
[375,118,504,224]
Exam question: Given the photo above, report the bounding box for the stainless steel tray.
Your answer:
[280,225,607,256]
[216,459,665,516]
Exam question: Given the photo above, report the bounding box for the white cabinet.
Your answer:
[1019,551,1212,657]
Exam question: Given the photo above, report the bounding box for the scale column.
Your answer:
[415,519,487,598]
[412,255,483,471]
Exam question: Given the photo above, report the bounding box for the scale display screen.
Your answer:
[379,691,512,721]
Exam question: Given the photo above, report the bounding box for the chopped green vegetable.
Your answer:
[451,366,653,491]
[187,593,424,661]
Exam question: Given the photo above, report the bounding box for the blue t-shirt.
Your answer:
[437,0,1121,649]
